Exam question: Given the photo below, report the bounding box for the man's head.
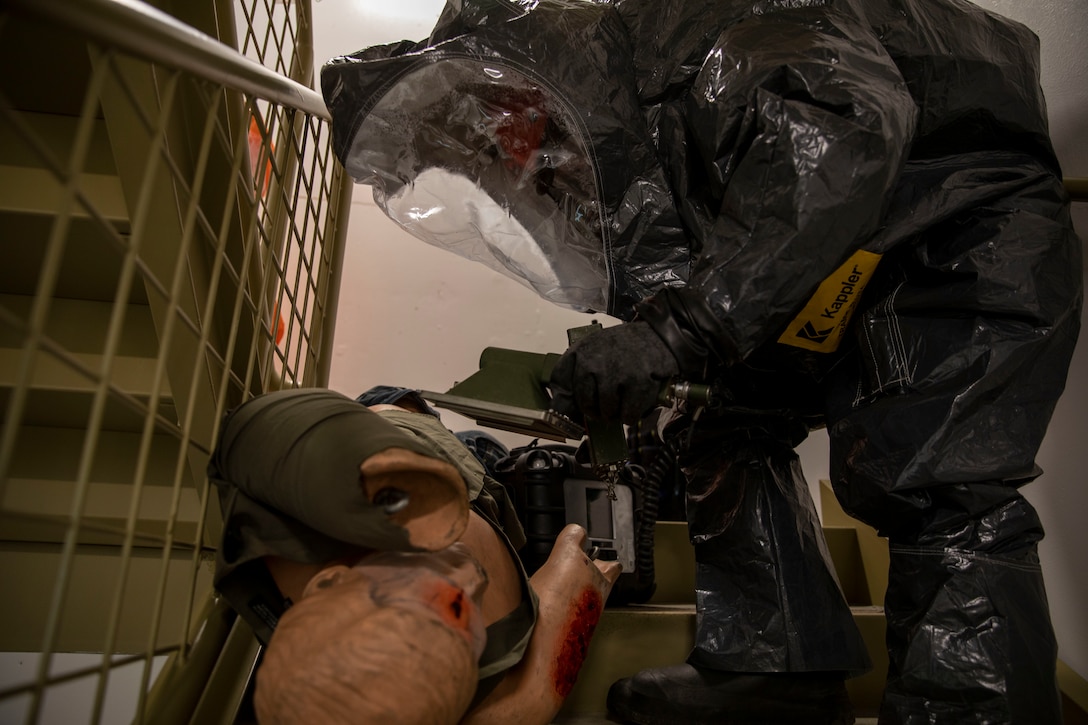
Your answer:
[254,544,489,725]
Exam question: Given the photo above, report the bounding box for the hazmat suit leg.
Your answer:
[828,383,1069,725]
[883,498,1059,724]
[682,418,871,674]
[824,166,1080,722]
[828,423,1065,724]
[607,417,869,725]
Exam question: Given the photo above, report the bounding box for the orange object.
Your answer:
[274,307,286,345]
[249,116,274,197]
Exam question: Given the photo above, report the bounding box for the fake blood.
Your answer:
[492,102,546,171]
[553,587,603,697]
[424,581,470,633]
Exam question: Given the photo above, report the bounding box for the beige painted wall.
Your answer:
[313,0,1088,679]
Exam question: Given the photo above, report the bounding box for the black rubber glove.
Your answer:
[549,321,680,425]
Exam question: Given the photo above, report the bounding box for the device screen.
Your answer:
[585,487,614,539]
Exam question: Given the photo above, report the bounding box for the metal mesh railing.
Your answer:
[234,0,307,82]
[0,0,350,722]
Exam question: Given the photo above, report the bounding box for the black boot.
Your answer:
[606,664,854,725]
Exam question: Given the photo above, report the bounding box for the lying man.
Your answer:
[208,387,621,724]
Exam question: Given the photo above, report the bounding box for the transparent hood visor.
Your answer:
[342,58,609,312]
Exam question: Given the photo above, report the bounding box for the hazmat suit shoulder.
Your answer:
[320,0,1077,381]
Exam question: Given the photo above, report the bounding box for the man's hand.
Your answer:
[463,524,622,725]
[549,321,679,425]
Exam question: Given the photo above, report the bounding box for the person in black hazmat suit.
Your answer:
[319,0,1083,721]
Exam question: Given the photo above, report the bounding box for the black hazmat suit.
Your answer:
[319,0,1084,721]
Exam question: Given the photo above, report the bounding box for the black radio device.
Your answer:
[492,442,656,606]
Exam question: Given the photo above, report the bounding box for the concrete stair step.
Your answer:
[0,294,177,431]
[557,602,887,720]
[553,717,880,724]
[557,513,891,720]
[0,541,214,653]
[557,714,879,718]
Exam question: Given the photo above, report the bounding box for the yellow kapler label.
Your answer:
[778,249,882,353]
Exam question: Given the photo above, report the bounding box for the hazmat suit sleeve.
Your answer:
[637,8,918,372]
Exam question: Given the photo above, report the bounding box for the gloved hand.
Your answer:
[549,321,679,425]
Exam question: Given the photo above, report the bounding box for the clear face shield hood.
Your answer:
[321,1,690,319]
[340,60,610,312]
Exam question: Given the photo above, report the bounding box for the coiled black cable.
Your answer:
[632,431,683,589]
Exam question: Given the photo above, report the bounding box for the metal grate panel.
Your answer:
[0,1,350,722]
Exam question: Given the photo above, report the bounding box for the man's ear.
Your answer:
[360,448,469,551]
[302,564,351,599]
